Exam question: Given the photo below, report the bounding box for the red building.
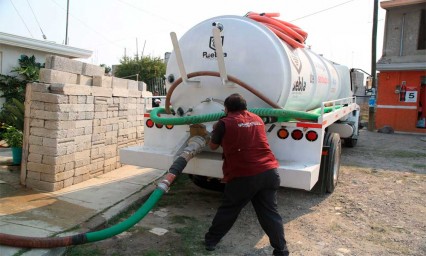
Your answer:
[376,0,426,133]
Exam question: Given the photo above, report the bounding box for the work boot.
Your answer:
[204,240,216,251]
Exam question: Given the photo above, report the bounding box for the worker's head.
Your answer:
[224,93,247,113]
[153,90,159,96]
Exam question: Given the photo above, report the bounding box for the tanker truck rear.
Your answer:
[120,13,361,194]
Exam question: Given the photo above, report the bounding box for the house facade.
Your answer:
[0,32,92,106]
[376,0,426,133]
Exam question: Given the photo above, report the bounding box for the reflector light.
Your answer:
[306,131,318,142]
[291,129,303,140]
[155,123,164,129]
[165,124,174,129]
[146,119,154,128]
[277,128,289,139]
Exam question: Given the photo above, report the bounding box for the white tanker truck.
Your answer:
[121,13,361,194]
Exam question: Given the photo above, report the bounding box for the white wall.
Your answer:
[0,44,48,76]
[0,44,50,106]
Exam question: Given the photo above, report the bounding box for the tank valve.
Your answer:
[212,22,224,31]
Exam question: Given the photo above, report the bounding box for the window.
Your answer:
[418,9,426,50]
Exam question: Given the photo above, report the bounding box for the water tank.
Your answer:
[166,15,352,112]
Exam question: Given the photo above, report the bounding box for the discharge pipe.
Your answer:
[0,135,208,248]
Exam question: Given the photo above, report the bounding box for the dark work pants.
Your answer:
[205,169,289,256]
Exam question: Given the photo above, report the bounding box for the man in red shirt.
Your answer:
[205,93,289,256]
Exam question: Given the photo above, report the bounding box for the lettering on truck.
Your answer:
[292,76,307,91]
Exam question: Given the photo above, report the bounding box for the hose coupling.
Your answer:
[181,135,207,161]
[157,173,176,192]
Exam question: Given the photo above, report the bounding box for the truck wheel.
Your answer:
[188,175,225,192]
[311,132,342,194]
[326,133,342,193]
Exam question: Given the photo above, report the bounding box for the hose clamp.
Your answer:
[157,182,170,192]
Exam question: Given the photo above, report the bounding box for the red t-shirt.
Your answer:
[211,110,278,182]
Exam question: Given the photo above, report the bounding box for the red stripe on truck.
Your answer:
[296,123,322,129]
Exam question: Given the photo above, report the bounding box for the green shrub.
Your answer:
[2,125,23,147]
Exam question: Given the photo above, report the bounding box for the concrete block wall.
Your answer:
[22,55,149,192]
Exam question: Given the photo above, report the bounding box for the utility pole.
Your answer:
[136,38,139,59]
[141,40,146,58]
[368,0,379,131]
[65,0,70,45]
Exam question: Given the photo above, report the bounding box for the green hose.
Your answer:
[309,105,343,115]
[150,107,320,125]
[86,188,164,242]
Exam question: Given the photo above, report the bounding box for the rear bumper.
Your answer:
[120,147,319,191]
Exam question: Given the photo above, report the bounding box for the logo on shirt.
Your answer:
[238,121,262,127]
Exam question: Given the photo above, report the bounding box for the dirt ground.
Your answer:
[66,129,426,256]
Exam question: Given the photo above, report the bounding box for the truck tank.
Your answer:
[165,15,353,114]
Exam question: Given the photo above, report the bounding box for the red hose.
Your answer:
[247,12,307,48]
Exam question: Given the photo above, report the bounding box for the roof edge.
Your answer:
[381,0,426,9]
[377,62,426,71]
[0,32,92,59]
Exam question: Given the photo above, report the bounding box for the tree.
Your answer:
[11,55,44,82]
[100,64,112,75]
[114,55,166,84]
[0,54,44,103]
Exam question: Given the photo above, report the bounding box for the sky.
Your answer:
[0,0,386,74]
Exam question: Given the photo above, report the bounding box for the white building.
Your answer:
[0,32,92,105]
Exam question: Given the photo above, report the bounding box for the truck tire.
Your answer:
[188,174,225,192]
[325,133,342,193]
[311,132,342,194]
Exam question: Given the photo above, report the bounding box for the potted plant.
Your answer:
[2,125,23,165]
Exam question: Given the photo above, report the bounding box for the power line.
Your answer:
[50,0,123,48]
[9,0,34,38]
[115,0,185,28]
[290,0,355,22]
[26,0,47,39]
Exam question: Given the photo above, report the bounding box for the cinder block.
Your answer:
[50,83,92,96]
[73,175,84,184]
[31,92,68,104]
[39,69,78,84]
[92,87,113,97]
[75,149,91,160]
[82,63,105,77]
[128,80,138,91]
[30,109,69,121]
[75,166,90,176]
[30,83,50,92]
[93,76,112,88]
[41,169,74,182]
[63,177,74,188]
[141,90,153,98]
[26,178,64,192]
[42,154,75,165]
[28,135,43,145]
[138,81,146,91]
[46,55,84,74]
[30,119,44,128]
[128,90,142,98]
[77,74,93,85]
[28,153,42,163]
[27,171,41,180]
[112,87,129,97]
[112,77,128,89]
[29,144,68,156]
[75,158,91,168]
[44,120,75,130]
[27,162,64,174]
